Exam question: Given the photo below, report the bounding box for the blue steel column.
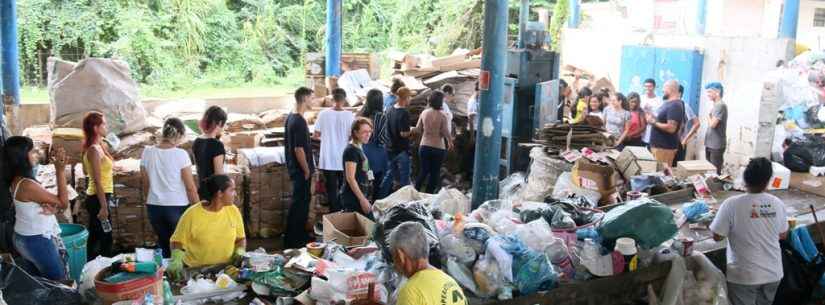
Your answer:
[1,0,22,139]
[472,0,508,209]
[325,0,342,77]
[779,0,800,39]
[517,0,529,49]
[695,0,707,35]
[567,0,580,28]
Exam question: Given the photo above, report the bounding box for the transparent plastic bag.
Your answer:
[551,172,600,206]
[487,210,520,235]
[440,233,477,264]
[499,173,527,202]
[446,258,480,296]
[430,188,471,217]
[514,218,555,253]
[473,255,504,298]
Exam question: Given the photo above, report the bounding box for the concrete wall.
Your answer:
[560,28,793,169]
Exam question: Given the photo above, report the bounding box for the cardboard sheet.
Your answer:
[790,172,825,197]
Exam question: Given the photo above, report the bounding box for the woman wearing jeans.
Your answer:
[4,136,70,281]
[141,118,200,257]
[82,112,114,260]
[413,90,453,194]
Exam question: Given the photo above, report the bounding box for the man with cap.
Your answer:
[705,82,727,174]
[379,87,413,198]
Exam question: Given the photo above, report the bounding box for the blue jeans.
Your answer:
[379,151,411,199]
[14,233,67,281]
[147,205,188,258]
[416,146,446,194]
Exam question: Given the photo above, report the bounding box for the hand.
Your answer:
[447,142,454,152]
[304,170,311,181]
[50,147,66,168]
[97,208,109,221]
[681,139,688,147]
[645,113,656,124]
[231,247,246,266]
[40,204,58,216]
[359,198,371,214]
[168,249,185,281]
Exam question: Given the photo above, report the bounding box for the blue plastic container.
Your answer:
[59,223,89,281]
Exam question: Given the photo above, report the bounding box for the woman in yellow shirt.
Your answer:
[570,87,592,124]
[168,174,245,280]
[82,111,114,259]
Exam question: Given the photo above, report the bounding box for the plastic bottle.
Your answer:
[154,248,163,268]
[143,293,155,305]
[163,277,174,305]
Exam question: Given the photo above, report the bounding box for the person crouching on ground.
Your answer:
[710,157,788,305]
[168,175,245,280]
[391,221,467,305]
[4,137,70,281]
[340,118,374,217]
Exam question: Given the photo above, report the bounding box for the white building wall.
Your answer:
[798,0,825,50]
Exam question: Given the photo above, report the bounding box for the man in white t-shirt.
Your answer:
[467,81,480,134]
[440,84,456,135]
[640,78,664,146]
[710,157,788,305]
[314,88,355,212]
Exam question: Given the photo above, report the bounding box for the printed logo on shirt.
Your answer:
[440,281,467,305]
[751,203,777,219]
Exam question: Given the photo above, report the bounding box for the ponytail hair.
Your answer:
[201,174,232,205]
[161,117,186,144]
[199,106,227,135]
[82,111,112,158]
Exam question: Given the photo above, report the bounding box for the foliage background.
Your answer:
[16,0,560,94]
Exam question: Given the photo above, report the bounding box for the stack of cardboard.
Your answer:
[614,146,660,179]
[111,159,155,250]
[538,124,615,151]
[227,131,263,152]
[389,48,481,78]
[238,148,291,238]
[52,128,85,164]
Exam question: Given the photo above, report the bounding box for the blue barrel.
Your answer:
[59,224,88,282]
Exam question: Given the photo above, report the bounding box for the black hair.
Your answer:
[678,84,684,95]
[200,106,227,134]
[783,138,793,147]
[616,93,628,111]
[578,87,593,99]
[744,157,773,192]
[559,79,568,89]
[428,90,445,110]
[474,81,480,91]
[332,88,347,102]
[201,174,232,205]
[626,92,642,112]
[391,79,406,94]
[2,136,36,181]
[361,89,384,118]
[161,117,186,142]
[440,84,455,96]
[644,78,656,87]
[294,87,313,104]
[588,94,605,111]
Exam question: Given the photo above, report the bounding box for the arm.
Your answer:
[682,118,700,144]
[313,130,321,141]
[712,233,725,242]
[616,121,632,145]
[440,113,453,150]
[181,167,200,204]
[212,155,225,175]
[141,166,150,200]
[88,147,110,219]
[19,171,70,210]
[345,161,371,213]
[411,115,424,135]
[295,147,311,180]
[235,238,247,249]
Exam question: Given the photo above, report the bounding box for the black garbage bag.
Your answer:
[0,261,83,305]
[784,142,814,172]
[773,240,825,305]
[375,201,442,268]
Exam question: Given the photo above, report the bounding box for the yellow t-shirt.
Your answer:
[397,269,468,305]
[170,203,245,267]
[82,147,114,195]
[571,98,588,124]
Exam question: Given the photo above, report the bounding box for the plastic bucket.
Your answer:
[59,223,89,282]
[95,266,163,305]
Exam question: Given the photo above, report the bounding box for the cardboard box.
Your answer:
[615,146,659,178]
[675,160,717,178]
[52,128,85,163]
[572,159,619,192]
[229,132,262,151]
[323,212,375,248]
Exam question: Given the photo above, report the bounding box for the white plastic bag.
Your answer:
[79,255,126,303]
[513,218,555,253]
[430,188,471,216]
[487,210,520,235]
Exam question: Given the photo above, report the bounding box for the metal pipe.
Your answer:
[695,0,707,35]
[779,0,800,39]
[325,0,342,77]
[567,0,580,29]
[517,0,529,49]
[472,0,508,209]
[1,0,21,140]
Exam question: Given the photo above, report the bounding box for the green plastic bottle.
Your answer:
[162,277,174,305]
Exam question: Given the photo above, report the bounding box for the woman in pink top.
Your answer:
[616,92,647,150]
[412,91,453,194]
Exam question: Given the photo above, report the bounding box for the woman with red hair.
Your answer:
[193,106,227,198]
[82,111,114,259]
